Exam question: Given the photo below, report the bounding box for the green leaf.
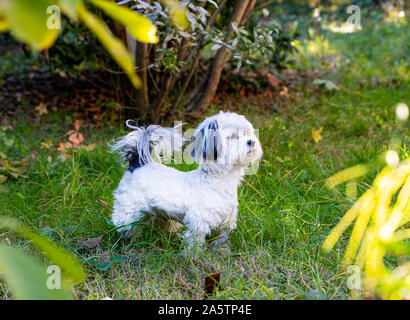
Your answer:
[110,255,127,264]
[0,216,85,283]
[89,0,158,43]
[0,0,60,50]
[77,3,141,88]
[0,244,72,300]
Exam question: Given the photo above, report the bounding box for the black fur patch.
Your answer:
[191,120,219,161]
[203,120,218,160]
[127,149,144,172]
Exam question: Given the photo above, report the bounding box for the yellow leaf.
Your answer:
[0,175,7,183]
[77,3,141,88]
[164,0,189,30]
[59,0,82,21]
[312,126,323,143]
[0,14,10,31]
[89,0,159,43]
[346,179,358,200]
[325,164,369,189]
[1,0,60,50]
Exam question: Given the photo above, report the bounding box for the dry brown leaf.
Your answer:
[59,141,73,160]
[98,199,108,206]
[40,141,53,149]
[82,142,97,152]
[204,273,222,298]
[35,103,48,116]
[156,218,183,233]
[0,175,7,183]
[75,234,106,249]
[266,73,280,88]
[59,141,73,153]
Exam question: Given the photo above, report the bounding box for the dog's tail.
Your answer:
[110,120,184,171]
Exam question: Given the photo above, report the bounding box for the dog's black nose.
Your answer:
[247,139,255,147]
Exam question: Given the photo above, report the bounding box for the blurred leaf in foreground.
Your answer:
[0,0,60,50]
[323,156,410,299]
[0,244,72,300]
[0,216,85,284]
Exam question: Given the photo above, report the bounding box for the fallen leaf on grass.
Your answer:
[204,273,222,298]
[98,199,107,206]
[75,234,106,249]
[68,131,84,146]
[59,141,73,160]
[35,103,48,116]
[0,175,7,183]
[40,141,53,149]
[312,127,323,143]
[156,218,184,233]
[74,119,82,131]
[266,73,280,88]
[81,142,97,152]
[279,86,289,97]
[312,79,339,91]
[0,159,28,178]
[59,141,73,152]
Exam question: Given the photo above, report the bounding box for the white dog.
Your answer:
[110,111,262,252]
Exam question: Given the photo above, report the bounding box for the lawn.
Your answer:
[0,11,408,299]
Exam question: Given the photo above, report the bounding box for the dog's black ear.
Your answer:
[203,120,219,161]
[190,120,219,161]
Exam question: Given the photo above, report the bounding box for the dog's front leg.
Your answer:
[180,226,208,258]
[210,229,230,247]
[182,229,206,247]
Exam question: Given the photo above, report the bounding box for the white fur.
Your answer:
[110,111,263,251]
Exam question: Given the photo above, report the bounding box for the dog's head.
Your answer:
[190,112,262,173]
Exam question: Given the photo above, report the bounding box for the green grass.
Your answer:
[0,13,409,299]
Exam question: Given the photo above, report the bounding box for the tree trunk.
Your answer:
[188,0,254,114]
[134,41,150,120]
